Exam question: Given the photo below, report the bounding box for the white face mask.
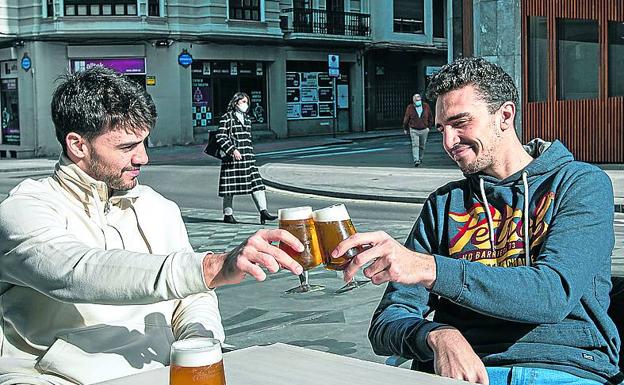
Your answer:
[238,102,249,113]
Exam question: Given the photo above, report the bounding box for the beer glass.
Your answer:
[170,337,226,385]
[313,204,369,293]
[278,206,325,294]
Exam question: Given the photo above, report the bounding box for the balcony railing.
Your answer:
[281,8,370,37]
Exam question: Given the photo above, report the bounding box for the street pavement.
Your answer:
[1,130,624,365]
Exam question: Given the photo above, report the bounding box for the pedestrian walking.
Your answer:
[216,92,277,224]
[402,93,433,167]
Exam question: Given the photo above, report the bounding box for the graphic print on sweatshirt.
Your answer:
[447,192,555,267]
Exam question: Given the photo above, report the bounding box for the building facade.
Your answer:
[459,0,624,163]
[0,0,448,158]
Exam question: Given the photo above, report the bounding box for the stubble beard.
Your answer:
[458,120,502,175]
[88,152,137,191]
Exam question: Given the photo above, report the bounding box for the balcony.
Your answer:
[281,8,370,37]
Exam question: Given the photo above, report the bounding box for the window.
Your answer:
[527,16,548,102]
[393,0,424,34]
[46,0,54,17]
[608,21,624,97]
[63,1,138,16]
[556,18,599,100]
[433,0,445,38]
[229,0,261,21]
[148,0,160,16]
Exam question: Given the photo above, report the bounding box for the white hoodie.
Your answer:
[0,156,224,384]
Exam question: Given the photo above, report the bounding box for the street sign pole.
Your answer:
[332,77,337,138]
[328,54,340,138]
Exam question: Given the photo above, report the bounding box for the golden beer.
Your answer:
[313,204,363,271]
[170,338,226,385]
[278,206,323,270]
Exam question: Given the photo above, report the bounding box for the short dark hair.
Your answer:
[425,57,518,114]
[51,66,157,154]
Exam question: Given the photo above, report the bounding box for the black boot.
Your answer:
[260,210,277,225]
[223,215,238,224]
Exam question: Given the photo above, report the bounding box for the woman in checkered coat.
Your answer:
[216,92,277,224]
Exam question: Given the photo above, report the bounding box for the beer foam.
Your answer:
[278,206,313,221]
[312,204,350,222]
[170,338,222,367]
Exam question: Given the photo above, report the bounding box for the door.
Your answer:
[326,0,344,35]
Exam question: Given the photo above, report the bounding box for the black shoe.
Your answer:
[260,210,277,225]
[223,215,238,224]
[414,162,421,167]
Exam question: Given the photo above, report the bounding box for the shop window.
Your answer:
[393,0,424,34]
[433,0,445,38]
[527,16,548,102]
[63,1,138,16]
[1,78,20,146]
[608,21,624,97]
[229,0,261,21]
[556,18,599,100]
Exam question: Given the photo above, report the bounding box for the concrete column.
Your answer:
[349,51,365,132]
[268,49,287,138]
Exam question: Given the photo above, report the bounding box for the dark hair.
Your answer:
[226,92,250,113]
[51,66,157,154]
[425,57,518,114]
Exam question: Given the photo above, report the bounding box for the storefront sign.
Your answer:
[20,54,31,72]
[146,76,156,86]
[71,58,146,75]
[230,62,238,76]
[286,70,347,120]
[178,50,193,68]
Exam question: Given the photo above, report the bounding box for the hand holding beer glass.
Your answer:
[313,204,370,294]
[278,206,325,294]
[170,337,226,385]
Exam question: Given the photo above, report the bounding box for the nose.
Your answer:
[133,142,149,166]
[442,126,459,152]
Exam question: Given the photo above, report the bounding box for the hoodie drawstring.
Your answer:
[479,174,532,267]
[522,171,531,267]
[479,178,496,254]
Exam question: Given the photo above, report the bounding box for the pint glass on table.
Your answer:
[170,337,226,385]
[278,206,325,293]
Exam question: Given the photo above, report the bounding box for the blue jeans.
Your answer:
[486,367,604,385]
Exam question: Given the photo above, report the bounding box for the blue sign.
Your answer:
[328,68,340,78]
[21,54,31,71]
[178,50,193,68]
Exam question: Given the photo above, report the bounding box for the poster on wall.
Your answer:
[287,88,300,103]
[250,90,265,123]
[318,103,334,118]
[192,77,212,127]
[300,103,318,118]
[1,78,20,145]
[300,72,318,88]
[318,72,332,87]
[319,88,333,102]
[337,85,349,109]
[300,88,318,103]
[286,72,300,88]
[287,103,301,119]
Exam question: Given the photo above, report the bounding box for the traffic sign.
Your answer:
[328,54,339,69]
[178,49,193,68]
[328,68,340,78]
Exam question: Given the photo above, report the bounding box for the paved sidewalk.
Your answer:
[1,130,623,211]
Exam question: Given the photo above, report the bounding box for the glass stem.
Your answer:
[300,271,309,286]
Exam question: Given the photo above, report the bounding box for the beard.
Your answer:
[87,152,137,191]
[456,120,503,175]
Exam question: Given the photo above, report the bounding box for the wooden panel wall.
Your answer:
[522,0,624,163]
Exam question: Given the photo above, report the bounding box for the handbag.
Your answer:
[203,129,233,161]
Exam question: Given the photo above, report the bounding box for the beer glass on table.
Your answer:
[313,204,369,294]
[170,337,226,385]
[278,206,325,294]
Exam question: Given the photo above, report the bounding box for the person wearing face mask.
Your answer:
[215,92,277,224]
[403,93,434,167]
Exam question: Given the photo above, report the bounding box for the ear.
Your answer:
[499,101,516,131]
[65,132,90,160]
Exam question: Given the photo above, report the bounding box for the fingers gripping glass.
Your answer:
[313,204,370,294]
[278,206,325,294]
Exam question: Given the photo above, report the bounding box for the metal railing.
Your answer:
[282,8,370,37]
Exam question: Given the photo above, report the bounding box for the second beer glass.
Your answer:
[170,337,226,385]
[278,206,324,293]
[313,204,369,293]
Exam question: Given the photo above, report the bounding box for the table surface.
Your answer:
[95,343,468,385]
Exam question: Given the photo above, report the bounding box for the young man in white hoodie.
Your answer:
[0,66,305,385]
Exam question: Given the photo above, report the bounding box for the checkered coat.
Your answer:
[216,111,266,197]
